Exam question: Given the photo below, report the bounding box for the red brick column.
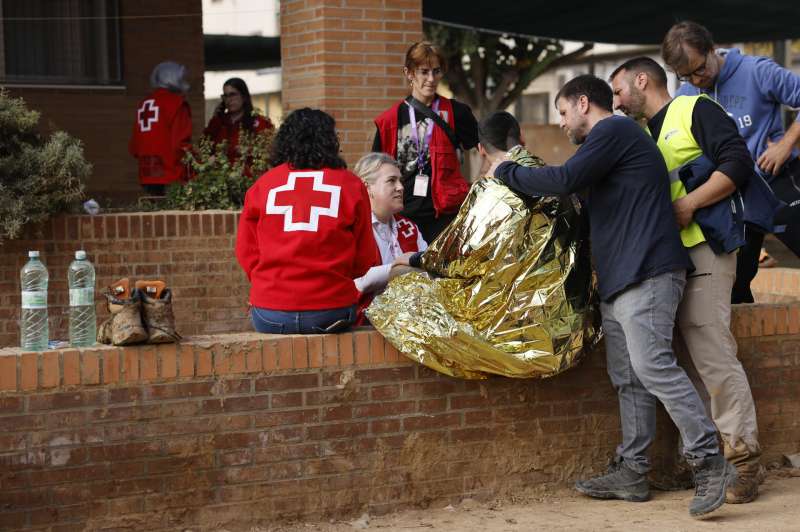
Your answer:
[280,0,423,166]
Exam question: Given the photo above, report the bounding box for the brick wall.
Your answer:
[751,268,800,303]
[0,305,799,531]
[0,211,248,349]
[6,1,205,204]
[281,0,423,166]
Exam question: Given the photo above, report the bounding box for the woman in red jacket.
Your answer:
[235,108,378,334]
[204,77,274,164]
[373,41,479,242]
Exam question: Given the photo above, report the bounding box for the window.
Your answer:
[0,0,122,85]
[518,93,550,125]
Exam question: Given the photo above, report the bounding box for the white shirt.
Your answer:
[354,213,427,294]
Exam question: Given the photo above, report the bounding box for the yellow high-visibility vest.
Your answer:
[653,95,708,248]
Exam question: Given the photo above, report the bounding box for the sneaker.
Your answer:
[689,454,737,517]
[575,458,650,502]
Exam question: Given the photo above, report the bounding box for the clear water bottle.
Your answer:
[68,250,96,347]
[20,250,49,351]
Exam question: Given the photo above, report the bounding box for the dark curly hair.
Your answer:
[270,108,346,170]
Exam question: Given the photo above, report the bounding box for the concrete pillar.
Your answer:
[280,0,423,166]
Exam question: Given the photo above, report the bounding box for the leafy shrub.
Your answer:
[0,89,90,242]
[165,123,273,210]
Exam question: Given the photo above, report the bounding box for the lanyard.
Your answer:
[407,98,439,172]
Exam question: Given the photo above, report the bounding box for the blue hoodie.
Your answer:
[676,48,800,182]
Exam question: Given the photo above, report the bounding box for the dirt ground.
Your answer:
[233,469,800,532]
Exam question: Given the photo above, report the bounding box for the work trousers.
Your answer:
[678,243,761,455]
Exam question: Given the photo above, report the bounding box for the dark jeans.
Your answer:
[251,305,356,334]
[732,157,800,304]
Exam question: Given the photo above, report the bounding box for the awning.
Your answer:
[423,2,800,45]
[204,34,280,71]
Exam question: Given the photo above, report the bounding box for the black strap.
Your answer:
[404,95,461,152]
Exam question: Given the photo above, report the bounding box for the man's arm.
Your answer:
[754,57,800,174]
[673,99,750,227]
[494,123,618,196]
[691,98,753,189]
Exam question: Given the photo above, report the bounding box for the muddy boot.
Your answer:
[101,289,148,346]
[688,454,737,517]
[724,440,762,503]
[140,288,180,344]
[575,457,650,502]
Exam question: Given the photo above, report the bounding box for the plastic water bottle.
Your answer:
[20,251,49,351]
[68,250,96,347]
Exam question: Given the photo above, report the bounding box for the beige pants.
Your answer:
[677,243,760,456]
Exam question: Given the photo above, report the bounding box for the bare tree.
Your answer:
[426,22,593,118]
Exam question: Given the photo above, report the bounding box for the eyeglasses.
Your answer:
[415,67,443,77]
[222,92,241,99]
[677,55,709,82]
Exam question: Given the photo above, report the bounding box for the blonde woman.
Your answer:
[353,153,427,319]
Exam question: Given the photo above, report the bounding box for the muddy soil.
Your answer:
[217,469,800,532]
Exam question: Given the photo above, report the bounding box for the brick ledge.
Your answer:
[2,301,799,393]
[0,329,406,393]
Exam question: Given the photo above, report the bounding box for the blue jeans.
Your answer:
[251,305,356,334]
[601,269,719,474]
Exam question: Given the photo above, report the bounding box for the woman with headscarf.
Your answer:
[235,108,378,334]
[204,77,274,164]
[129,61,193,195]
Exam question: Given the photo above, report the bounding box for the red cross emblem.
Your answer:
[266,171,341,232]
[396,218,416,239]
[137,99,159,132]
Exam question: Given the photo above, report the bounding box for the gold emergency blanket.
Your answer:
[366,146,601,379]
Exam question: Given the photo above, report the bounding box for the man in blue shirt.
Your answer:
[662,20,800,303]
[610,56,762,504]
[492,74,736,517]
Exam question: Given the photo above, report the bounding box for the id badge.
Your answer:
[413,174,429,197]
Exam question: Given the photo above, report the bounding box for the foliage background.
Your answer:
[0,90,90,243]
[165,124,273,210]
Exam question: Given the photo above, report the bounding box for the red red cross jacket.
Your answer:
[129,88,192,185]
[235,163,379,311]
[356,214,423,323]
[374,95,469,216]
[204,114,274,163]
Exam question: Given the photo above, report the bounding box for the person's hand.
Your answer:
[672,195,697,229]
[392,252,416,267]
[757,138,793,176]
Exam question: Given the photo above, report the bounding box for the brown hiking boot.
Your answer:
[98,288,148,346]
[140,287,180,344]
[724,439,761,504]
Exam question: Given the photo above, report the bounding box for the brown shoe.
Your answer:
[724,440,761,504]
[97,288,148,346]
[140,287,181,344]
